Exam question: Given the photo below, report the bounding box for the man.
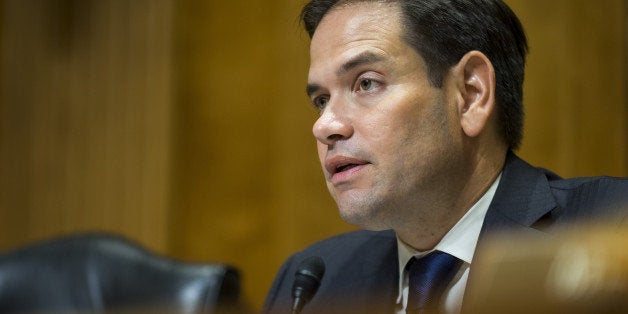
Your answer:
[263,0,628,313]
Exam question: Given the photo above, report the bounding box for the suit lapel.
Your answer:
[480,152,558,237]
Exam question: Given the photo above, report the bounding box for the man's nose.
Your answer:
[312,99,353,146]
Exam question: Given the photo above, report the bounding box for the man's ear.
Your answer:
[449,51,496,138]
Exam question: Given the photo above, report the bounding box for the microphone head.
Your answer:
[291,256,325,312]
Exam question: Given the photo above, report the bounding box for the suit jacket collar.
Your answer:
[480,151,558,237]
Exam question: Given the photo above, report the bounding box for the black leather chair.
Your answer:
[0,233,242,314]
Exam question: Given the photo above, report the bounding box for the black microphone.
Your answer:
[291,256,325,314]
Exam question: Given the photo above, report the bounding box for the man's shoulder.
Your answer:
[502,153,627,205]
[309,228,396,245]
[545,175,628,221]
[486,153,627,233]
[546,174,628,205]
[295,229,397,258]
[547,174,628,190]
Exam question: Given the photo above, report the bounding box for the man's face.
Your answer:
[307,2,464,230]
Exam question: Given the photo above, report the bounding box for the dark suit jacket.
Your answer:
[263,152,628,314]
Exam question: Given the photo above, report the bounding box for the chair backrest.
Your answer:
[0,233,241,314]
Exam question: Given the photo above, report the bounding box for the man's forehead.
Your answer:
[308,2,403,68]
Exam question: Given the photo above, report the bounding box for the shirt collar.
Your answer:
[396,174,501,300]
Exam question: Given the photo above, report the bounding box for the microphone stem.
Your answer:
[292,298,303,314]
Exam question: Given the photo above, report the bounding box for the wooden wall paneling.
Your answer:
[170,0,276,309]
[506,0,627,177]
[0,0,174,253]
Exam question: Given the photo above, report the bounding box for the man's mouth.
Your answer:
[325,156,369,177]
[336,163,360,173]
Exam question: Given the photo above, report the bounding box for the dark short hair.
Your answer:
[301,0,528,150]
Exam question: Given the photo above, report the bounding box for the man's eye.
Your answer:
[313,96,329,109]
[358,79,378,91]
[360,79,372,91]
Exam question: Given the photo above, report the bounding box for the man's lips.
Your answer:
[325,155,370,176]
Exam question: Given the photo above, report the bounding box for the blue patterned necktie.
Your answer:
[406,251,462,314]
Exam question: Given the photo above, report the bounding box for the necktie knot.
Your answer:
[406,251,462,313]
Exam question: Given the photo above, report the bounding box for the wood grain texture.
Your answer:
[507,0,627,177]
[0,0,174,253]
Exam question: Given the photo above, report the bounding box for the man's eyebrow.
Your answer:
[306,83,321,98]
[337,51,385,76]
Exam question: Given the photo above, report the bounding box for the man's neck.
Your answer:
[395,148,506,251]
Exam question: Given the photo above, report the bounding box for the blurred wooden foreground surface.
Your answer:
[0,0,626,309]
[466,221,628,313]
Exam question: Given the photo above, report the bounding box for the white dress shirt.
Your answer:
[395,174,501,314]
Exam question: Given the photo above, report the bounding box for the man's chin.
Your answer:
[338,207,390,231]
